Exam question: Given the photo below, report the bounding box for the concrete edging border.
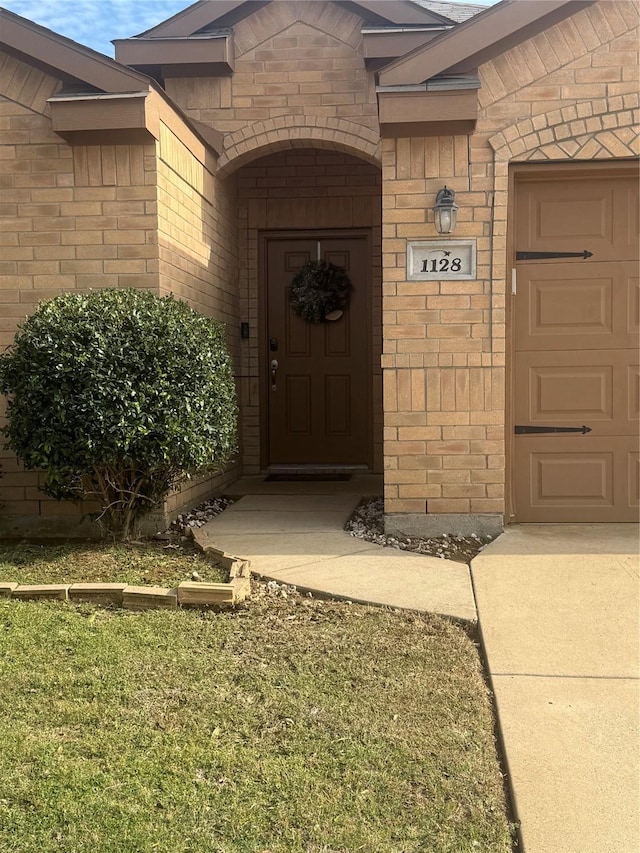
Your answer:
[0,535,252,611]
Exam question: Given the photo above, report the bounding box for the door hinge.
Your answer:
[515,425,592,435]
[516,250,593,261]
[511,268,516,295]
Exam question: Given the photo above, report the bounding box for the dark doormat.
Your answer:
[264,473,352,482]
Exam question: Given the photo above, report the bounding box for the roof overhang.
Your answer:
[48,87,224,158]
[377,77,479,137]
[0,7,148,93]
[48,91,156,145]
[0,8,223,163]
[378,0,596,86]
[376,0,596,136]
[113,32,235,80]
[136,0,454,38]
[362,26,450,68]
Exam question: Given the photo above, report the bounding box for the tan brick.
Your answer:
[177,581,235,606]
[122,586,178,611]
[13,584,69,601]
[68,583,128,606]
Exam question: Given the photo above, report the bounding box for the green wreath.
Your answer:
[289,259,353,323]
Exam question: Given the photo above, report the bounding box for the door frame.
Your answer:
[258,228,374,470]
[506,159,639,522]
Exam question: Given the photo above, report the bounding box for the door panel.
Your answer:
[513,166,639,522]
[265,235,370,466]
[516,174,638,262]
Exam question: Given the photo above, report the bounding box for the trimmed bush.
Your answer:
[0,289,237,540]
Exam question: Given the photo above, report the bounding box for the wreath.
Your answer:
[289,259,352,323]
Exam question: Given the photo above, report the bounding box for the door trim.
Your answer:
[258,228,373,471]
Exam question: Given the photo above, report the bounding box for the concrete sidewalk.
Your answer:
[472,525,640,853]
[198,480,640,852]
[197,476,476,621]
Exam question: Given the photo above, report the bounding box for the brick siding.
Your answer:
[381,1,639,529]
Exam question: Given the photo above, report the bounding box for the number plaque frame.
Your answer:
[407,240,477,281]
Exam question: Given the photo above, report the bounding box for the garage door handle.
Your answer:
[515,425,592,434]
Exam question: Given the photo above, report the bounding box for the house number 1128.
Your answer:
[407,240,476,281]
[421,256,462,273]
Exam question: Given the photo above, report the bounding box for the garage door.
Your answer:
[512,163,639,522]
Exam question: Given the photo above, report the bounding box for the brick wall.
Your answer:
[156,121,242,510]
[0,52,162,533]
[164,0,379,171]
[381,0,639,535]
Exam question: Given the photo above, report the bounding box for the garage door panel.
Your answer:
[516,262,636,350]
[514,438,638,522]
[517,175,638,261]
[515,352,637,435]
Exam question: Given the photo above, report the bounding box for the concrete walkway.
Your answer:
[472,525,640,853]
[198,479,640,852]
[197,475,476,621]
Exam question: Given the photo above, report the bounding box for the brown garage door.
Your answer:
[512,163,639,522]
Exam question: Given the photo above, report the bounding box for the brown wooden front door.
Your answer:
[263,233,371,466]
[512,163,639,522]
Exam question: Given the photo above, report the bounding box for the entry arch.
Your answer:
[217,116,381,176]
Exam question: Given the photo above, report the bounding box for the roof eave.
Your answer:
[378,0,597,86]
[0,7,149,94]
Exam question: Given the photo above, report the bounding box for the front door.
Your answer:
[263,233,371,467]
[511,163,639,522]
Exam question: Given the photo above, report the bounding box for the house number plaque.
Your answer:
[407,240,476,281]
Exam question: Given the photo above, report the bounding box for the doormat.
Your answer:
[264,473,352,482]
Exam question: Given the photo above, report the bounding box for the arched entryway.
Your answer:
[232,145,382,474]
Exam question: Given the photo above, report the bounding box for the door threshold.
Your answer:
[266,464,369,474]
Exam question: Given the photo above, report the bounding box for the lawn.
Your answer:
[0,545,514,853]
[0,540,227,588]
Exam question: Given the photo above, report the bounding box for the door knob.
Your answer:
[271,359,279,390]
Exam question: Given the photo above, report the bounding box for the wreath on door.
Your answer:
[289,259,353,323]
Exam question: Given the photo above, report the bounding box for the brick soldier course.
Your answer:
[0,1,638,537]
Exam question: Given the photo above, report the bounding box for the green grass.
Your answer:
[0,549,514,853]
[0,540,226,588]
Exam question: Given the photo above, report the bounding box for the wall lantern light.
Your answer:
[433,186,458,235]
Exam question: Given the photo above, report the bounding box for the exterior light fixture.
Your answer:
[433,186,458,235]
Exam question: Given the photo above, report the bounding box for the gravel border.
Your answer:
[345,497,495,565]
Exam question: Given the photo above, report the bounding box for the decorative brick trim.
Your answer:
[233,0,362,58]
[218,116,381,174]
[489,94,640,161]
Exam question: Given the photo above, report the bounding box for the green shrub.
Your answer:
[0,289,237,540]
